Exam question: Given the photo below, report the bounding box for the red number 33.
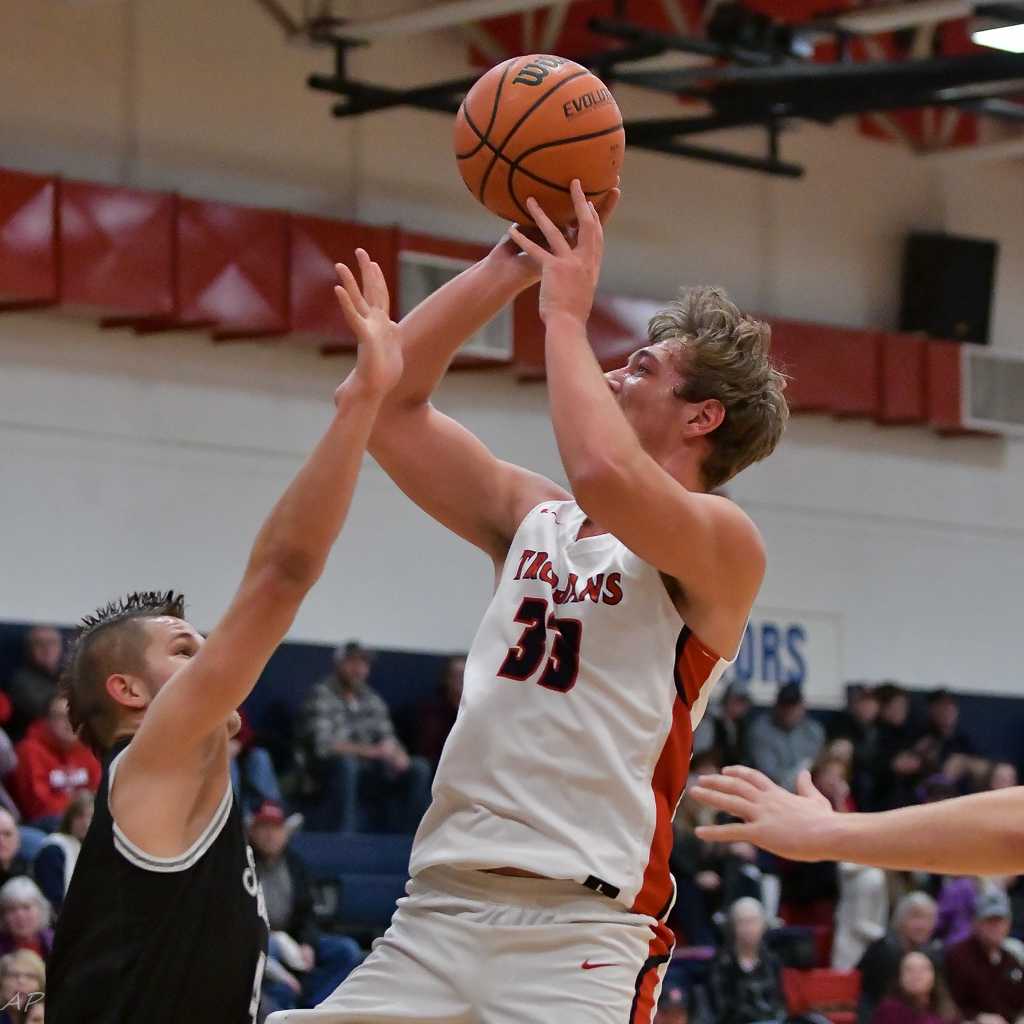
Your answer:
[497,597,582,692]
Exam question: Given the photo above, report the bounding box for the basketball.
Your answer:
[454,54,624,226]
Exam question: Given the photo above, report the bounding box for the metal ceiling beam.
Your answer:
[630,138,803,177]
[588,17,788,67]
[616,50,1024,109]
[332,0,572,42]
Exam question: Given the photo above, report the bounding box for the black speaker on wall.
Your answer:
[900,232,998,345]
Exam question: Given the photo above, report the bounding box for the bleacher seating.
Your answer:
[783,968,860,1024]
[290,831,412,934]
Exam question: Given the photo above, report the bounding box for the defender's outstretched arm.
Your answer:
[130,255,402,765]
[691,765,1024,876]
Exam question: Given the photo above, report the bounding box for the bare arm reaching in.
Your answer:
[111,254,402,858]
[691,764,1024,876]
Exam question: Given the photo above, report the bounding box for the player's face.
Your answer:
[604,341,720,460]
[140,618,242,737]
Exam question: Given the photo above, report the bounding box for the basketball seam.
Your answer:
[461,105,620,207]
[454,60,513,161]
[477,67,592,209]
[505,124,622,221]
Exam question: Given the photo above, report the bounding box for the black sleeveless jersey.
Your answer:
[46,738,269,1024]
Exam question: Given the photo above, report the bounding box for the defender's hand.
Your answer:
[689,766,836,862]
[334,249,403,402]
[508,180,611,327]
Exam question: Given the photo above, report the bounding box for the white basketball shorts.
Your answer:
[266,865,674,1024]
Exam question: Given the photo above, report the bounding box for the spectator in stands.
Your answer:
[654,984,689,1024]
[9,697,99,829]
[935,876,979,949]
[875,684,923,811]
[0,879,52,959]
[0,950,45,1024]
[410,655,465,769]
[987,762,1018,791]
[746,684,825,793]
[945,888,1024,1024]
[0,815,29,891]
[33,792,93,915]
[248,800,361,1011]
[915,690,976,786]
[0,735,18,826]
[23,1001,44,1024]
[4,629,62,743]
[710,897,788,1024]
[229,710,282,814]
[828,752,888,969]
[697,679,754,768]
[870,951,960,1024]
[828,684,882,810]
[671,751,763,945]
[858,892,941,1024]
[298,642,430,833]
[777,759,840,931]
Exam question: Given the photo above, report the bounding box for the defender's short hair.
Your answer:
[60,591,185,756]
[648,286,789,489]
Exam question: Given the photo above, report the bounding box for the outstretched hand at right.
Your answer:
[334,249,403,403]
[690,765,836,862]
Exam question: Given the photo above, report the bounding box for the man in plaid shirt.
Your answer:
[298,642,430,832]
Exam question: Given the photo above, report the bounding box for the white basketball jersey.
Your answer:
[410,500,731,917]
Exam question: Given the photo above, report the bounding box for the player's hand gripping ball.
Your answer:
[454,54,624,227]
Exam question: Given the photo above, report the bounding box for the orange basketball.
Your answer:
[454,55,624,227]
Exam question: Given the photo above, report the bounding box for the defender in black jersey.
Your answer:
[46,252,402,1024]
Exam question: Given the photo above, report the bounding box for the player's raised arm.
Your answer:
[691,765,1024,876]
[123,255,402,766]
[509,182,784,652]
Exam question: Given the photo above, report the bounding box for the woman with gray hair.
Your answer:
[0,878,52,959]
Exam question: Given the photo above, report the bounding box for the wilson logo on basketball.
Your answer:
[512,56,566,87]
[562,88,614,120]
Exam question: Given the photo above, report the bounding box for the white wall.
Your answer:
[3,313,1023,700]
[1,0,1023,699]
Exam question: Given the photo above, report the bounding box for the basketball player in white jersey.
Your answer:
[270,182,788,1024]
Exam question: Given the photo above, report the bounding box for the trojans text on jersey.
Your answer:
[512,549,623,606]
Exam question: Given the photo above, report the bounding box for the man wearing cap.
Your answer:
[297,642,430,832]
[248,799,362,1013]
[945,887,1024,1024]
[745,684,825,792]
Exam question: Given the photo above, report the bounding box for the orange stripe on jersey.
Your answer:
[629,921,675,1023]
[632,627,722,919]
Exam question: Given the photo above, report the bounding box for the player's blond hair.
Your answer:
[648,286,789,489]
